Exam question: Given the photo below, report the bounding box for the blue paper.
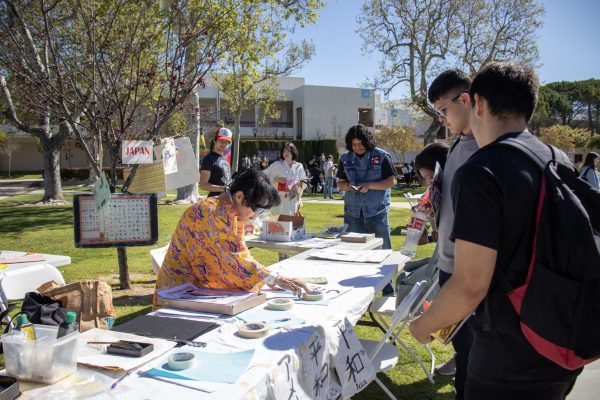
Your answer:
[144,349,255,383]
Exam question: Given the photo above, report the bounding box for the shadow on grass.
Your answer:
[0,204,72,235]
[114,306,153,325]
[113,294,154,307]
[353,373,455,400]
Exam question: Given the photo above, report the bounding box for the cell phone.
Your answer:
[350,185,361,191]
[107,341,154,357]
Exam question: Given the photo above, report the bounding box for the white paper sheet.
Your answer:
[309,249,393,263]
[77,328,177,371]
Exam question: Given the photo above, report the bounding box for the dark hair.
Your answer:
[280,142,299,161]
[229,169,280,210]
[583,152,599,168]
[345,124,376,152]
[414,142,450,178]
[428,69,471,103]
[469,61,539,122]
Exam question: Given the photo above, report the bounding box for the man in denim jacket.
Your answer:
[337,124,396,293]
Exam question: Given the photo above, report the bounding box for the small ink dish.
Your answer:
[302,290,324,301]
[107,341,154,357]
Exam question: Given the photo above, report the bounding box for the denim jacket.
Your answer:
[341,147,391,218]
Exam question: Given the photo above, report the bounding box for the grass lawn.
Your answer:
[0,192,453,399]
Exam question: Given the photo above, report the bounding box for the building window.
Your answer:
[358,108,373,127]
[296,107,303,140]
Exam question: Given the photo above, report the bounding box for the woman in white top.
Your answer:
[580,151,599,191]
[264,142,307,215]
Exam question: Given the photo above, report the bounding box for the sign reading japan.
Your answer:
[122,140,153,164]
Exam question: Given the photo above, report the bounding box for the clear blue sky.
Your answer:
[289,0,600,99]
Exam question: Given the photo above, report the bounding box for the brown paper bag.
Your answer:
[37,280,116,331]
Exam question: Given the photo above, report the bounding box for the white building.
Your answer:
[198,76,375,141]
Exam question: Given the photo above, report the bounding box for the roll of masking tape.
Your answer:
[168,352,196,371]
[266,298,294,311]
[238,322,269,339]
[302,290,324,301]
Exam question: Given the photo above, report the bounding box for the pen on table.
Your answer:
[111,369,135,390]
[261,318,291,324]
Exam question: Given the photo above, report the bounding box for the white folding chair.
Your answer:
[150,244,169,275]
[359,281,428,400]
[0,263,65,328]
[369,246,440,384]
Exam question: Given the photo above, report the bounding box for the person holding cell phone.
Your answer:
[336,124,396,294]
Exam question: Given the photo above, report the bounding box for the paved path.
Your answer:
[0,179,42,200]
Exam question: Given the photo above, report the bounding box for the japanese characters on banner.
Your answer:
[121,140,153,164]
[300,329,331,400]
[326,317,376,399]
[272,352,311,400]
[161,137,177,175]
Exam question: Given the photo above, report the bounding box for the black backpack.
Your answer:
[488,138,600,370]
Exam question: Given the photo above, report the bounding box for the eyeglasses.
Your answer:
[250,204,269,215]
[434,92,463,118]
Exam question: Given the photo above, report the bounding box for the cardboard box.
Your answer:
[263,215,305,242]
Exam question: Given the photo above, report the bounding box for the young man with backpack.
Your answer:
[409,62,585,399]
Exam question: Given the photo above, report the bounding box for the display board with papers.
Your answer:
[73,193,158,248]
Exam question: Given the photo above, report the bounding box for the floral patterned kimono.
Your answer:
[154,194,269,306]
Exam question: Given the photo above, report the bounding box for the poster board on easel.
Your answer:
[73,193,158,248]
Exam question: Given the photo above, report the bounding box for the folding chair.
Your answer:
[0,263,65,328]
[359,281,428,400]
[369,245,440,384]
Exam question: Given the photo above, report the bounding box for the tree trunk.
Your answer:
[175,91,200,203]
[117,247,131,290]
[39,134,66,204]
[232,110,242,173]
[87,139,99,184]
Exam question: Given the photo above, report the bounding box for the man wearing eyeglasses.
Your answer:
[154,169,310,306]
[422,69,479,400]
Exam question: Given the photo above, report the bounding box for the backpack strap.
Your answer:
[491,137,548,171]
[476,137,552,330]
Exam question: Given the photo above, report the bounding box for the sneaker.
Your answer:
[435,356,456,376]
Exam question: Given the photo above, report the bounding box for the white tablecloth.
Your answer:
[19,251,408,400]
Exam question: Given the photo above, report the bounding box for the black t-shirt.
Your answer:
[200,151,231,197]
[336,153,395,181]
[451,131,581,387]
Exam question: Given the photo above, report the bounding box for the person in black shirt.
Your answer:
[200,127,232,197]
[409,62,581,400]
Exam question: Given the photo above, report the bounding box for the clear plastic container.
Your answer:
[400,211,427,258]
[1,325,78,383]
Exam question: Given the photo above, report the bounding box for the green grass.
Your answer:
[0,193,452,399]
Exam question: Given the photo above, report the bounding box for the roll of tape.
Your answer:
[238,322,269,339]
[302,290,324,301]
[266,298,294,311]
[168,352,196,371]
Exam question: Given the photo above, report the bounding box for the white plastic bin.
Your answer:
[1,325,78,383]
